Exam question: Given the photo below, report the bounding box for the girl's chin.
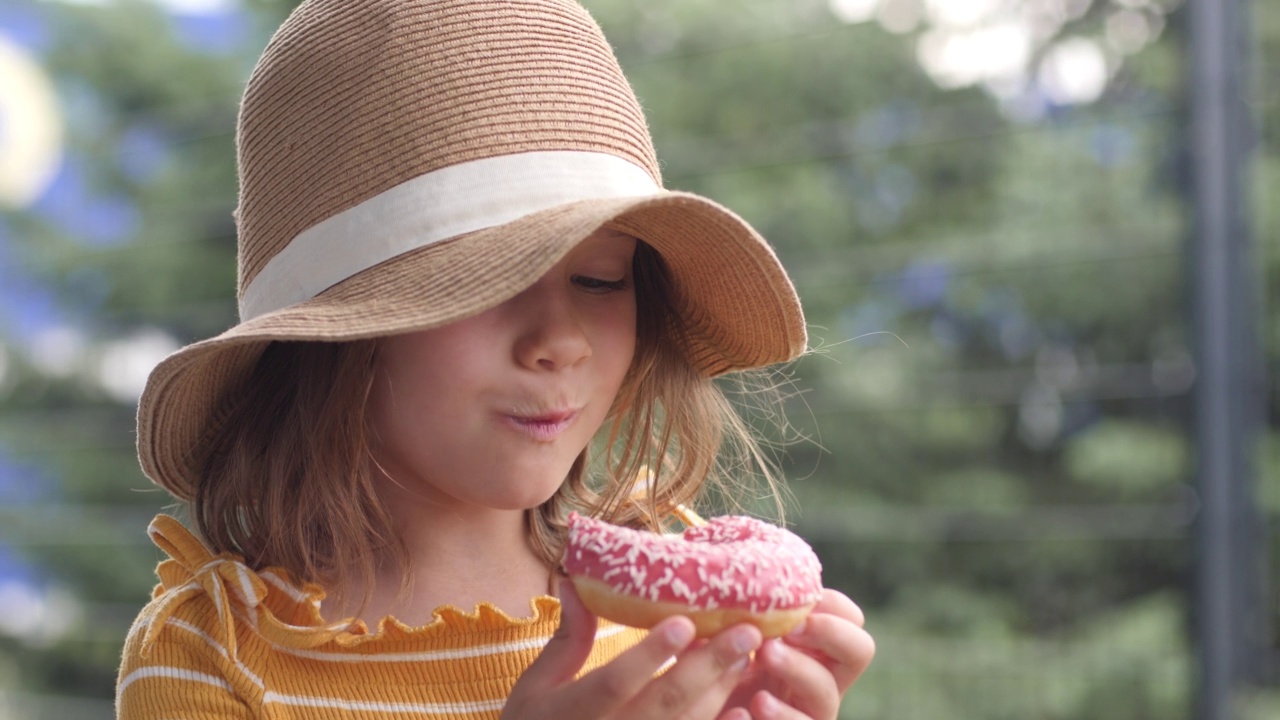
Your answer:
[465,468,570,511]
[379,452,582,512]
[494,483,567,511]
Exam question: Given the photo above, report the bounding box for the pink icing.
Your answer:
[563,512,823,613]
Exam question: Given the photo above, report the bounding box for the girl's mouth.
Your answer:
[504,410,579,441]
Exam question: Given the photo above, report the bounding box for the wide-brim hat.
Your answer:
[137,0,807,502]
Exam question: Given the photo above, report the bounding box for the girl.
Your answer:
[117,0,875,718]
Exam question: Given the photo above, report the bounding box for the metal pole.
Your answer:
[1186,0,1258,718]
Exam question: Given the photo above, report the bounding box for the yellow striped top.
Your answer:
[116,515,647,718]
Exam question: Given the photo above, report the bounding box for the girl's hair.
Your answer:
[192,241,789,598]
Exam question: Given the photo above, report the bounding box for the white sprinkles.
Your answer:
[563,513,823,613]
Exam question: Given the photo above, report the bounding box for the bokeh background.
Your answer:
[0,0,1276,717]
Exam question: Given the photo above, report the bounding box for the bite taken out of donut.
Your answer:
[562,512,823,638]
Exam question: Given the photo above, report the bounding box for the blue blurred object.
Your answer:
[0,277,68,342]
[851,100,923,151]
[0,1,51,53]
[0,545,42,587]
[169,6,251,56]
[117,123,171,184]
[0,221,71,342]
[897,259,951,310]
[1090,124,1138,168]
[32,156,140,246]
[840,297,902,346]
[0,454,54,505]
[979,288,1040,360]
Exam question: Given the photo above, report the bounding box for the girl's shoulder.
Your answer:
[123,514,354,659]
[118,514,327,711]
[122,515,628,654]
[117,516,650,714]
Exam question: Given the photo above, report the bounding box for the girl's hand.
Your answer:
[725,589,876,719]
[504,583,764,720]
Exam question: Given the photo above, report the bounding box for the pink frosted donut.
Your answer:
[563,512,823,638]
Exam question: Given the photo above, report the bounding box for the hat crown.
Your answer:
[234,0,661,297]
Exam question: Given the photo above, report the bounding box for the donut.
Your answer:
[563,512,823,638]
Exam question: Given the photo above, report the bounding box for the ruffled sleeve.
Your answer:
[138,515,356,658]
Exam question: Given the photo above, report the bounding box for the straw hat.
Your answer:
[137,0,807,501]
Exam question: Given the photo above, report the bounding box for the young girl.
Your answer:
[117,0,874,718]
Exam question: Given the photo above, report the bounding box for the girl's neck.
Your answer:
[326,502,554,628]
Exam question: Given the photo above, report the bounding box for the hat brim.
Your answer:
[137,191,806,500]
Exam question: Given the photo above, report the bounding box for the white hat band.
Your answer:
[238,150,663,320]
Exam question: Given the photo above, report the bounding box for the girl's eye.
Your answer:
[572,275,629,294]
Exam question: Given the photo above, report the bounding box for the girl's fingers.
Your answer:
[749,690,813,720]
[737,591,876,720]
[716,707,753,720]
[511,582,599,692]
[811,588,864,628]
[783,611,876,692]
[506,584,697,720]
[624,623,762,720]
[754,639,840,719]
[565,614,699,716]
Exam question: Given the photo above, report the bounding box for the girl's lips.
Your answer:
[504,410,579,441]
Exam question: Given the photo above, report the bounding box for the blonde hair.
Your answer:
[192,242,790,598]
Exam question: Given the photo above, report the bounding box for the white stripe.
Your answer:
[209,573,226,618]
[118,666,234,695]
[239,150,662,319]
[595,623,630,641]
[122,582,199,645]
[118,623,633,705]
[280,634,552,662]
[173,579,200,594]
[263,692,506,714]
[260,570,313,603]
[167,618,266,689]
[233,565,257,606]
[128,616,266,689]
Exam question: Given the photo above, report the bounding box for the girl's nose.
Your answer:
[511,283,592,371]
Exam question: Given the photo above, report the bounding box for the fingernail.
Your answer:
[764,638,787,658]
[730,626,762,655]
[662,618,695,647]
[730,654,751,673]
[786,618,807,640]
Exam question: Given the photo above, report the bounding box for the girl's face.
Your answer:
[365,229,638,513]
